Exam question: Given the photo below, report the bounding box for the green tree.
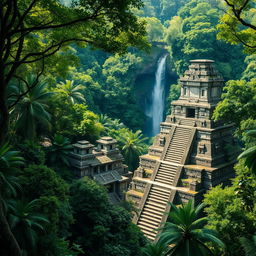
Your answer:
[70,178,146,256]
[116,129,148,171]
[49,97,103,141]
[9,78,52,139]
[0,1,148,254]
[16,140,45,166]
[8,199,49,256]
[142,240,168,256]
[0,0,148,146]
[19,165,72,237]
[55,80,86,104]
[0,144,24,256]
[238,129,256,174]
[240,235,256,256]
[0,144,24,199]
[165,0,245,78]
[213,79,256,135]
[143,17,165,42]
[204,160,256,256]
[217,0,256,54]
[46,134,73,167]
[159,201,225,256]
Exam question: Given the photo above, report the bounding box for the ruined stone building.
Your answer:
[127,60,239,241]
[69,137,132,203]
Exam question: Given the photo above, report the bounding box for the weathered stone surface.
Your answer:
[126,60,240,241]
[69,137,132,203]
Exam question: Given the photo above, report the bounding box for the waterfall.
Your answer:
[149,54,168,136]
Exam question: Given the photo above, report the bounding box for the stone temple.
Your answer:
[69,137,132,203]
[127,59,240,241]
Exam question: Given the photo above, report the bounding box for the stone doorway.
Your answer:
[186,108,195,118]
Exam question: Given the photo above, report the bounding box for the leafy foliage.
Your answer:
[159,200,224,256]
[213,79,256,135]
[70,178,146,256]
[238,130,256,173]
[46,134,73,167]
[7,199,49,256]
[9,78,52,139]
[217,0,256,54]
[165,0,246,79]
[55,80,86,104]
[204,160,256,256]
[240,235,256,256]
[142,240,168,256]
[115,129,148,171]
[0,144,24,199]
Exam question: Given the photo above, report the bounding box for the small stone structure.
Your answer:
[69,136,132,203]
[127,59,240,241]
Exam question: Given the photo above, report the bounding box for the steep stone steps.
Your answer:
[137,185,170,240]
[136,126,195,241]
[154,163,177,186]
[163,127,191,163]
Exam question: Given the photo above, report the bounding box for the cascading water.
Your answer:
[148,54,168,136]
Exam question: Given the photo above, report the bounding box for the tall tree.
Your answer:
[55,80,86,104]
[9,77,52,139]
[46,134,73,167]
[0,144,24,256]
[0,0,147,145]
[116,129,148,171]
[7,199,49,256]
[218,0,256,53]
[204,160,256,256]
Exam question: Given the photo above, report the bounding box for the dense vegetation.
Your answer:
[1,0,256,256]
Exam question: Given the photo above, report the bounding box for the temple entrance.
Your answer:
[186,108,195,118]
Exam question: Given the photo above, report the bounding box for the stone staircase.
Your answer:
[163,127,192,164]
[137,185,171,241]
[154,163,177,186]
[134,126,196,241]
[180,119,195,126]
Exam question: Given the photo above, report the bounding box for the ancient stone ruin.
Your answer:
[69,136,132,203]
[127,59,240,241]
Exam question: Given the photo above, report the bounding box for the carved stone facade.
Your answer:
[69,137,132,203]
[126,60,240,241]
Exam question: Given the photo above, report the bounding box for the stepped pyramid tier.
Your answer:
[69,137,132,203]
[126,59,240,241]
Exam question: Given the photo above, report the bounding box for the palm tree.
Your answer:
[0,144,24,256]
[7,199,49,256]
[56,80,85,104]
[240,235,256,256]
[142,240,168,256]
[107,118,125,130]
[238,129,256,174]
[159,200,225,256]
[9,77,52,139]
[0,143,24,199]
[46,134,73,167]
[117,129,147,171]
[98,114,111,127]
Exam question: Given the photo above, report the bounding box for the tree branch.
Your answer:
[9,4,103,36]
[224,0,256,30]
[8,59,45,109]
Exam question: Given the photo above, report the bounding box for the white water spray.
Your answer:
[149,54,168,136]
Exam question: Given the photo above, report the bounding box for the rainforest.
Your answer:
[0,0,256,256]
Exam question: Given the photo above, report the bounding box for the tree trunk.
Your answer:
[0,195,21,256]
[0,76,21,256]
[0,93,8,146]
